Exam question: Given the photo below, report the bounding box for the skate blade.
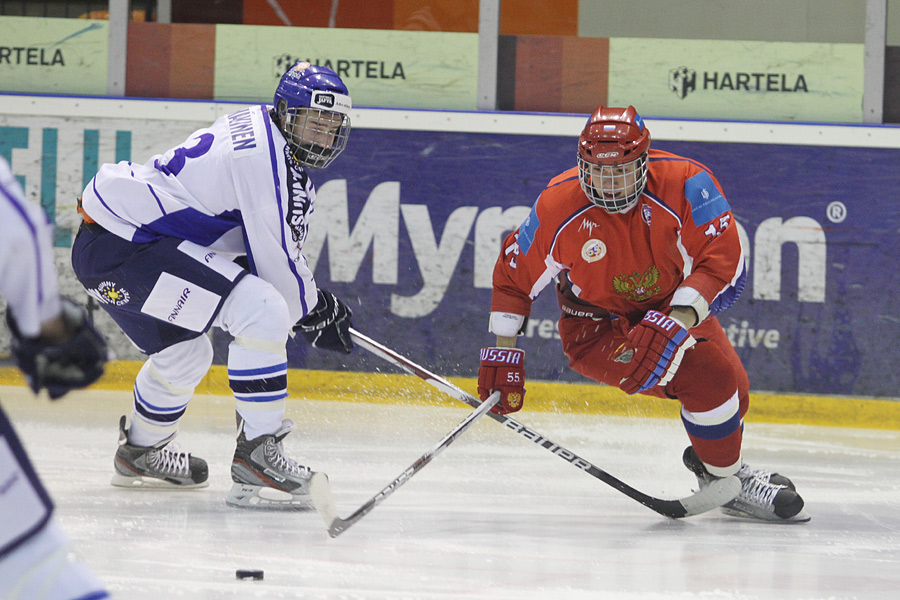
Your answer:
[225,482,314,510]
[720,506,811,523]
[111,473,209,489]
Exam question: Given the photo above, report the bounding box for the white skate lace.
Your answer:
[148,444,190,477]
[265,440,310,478]
[736,463,778,484]
[739,474,782,509]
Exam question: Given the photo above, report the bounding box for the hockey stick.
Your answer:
[348,328,740,519]
[309,391,501,537]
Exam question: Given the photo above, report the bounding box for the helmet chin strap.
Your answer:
[589,190,640,213]
[581,175,643,213]
[290,143,333,169]
[299,143,333,158]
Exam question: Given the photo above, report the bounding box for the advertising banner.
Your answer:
[609,38,864,123]
[0,17,108,95]
[1,108,897,398]
[294,132,900,398]
[213,25,478,109]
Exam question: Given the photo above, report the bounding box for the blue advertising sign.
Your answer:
[250,128,900,398]
[2,100,894,398]
[664,140,898,397]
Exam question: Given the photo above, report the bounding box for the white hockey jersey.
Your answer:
[79,105,320,323]
[0,156,61,337]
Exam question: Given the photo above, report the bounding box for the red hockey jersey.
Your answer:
[491,149,746,328]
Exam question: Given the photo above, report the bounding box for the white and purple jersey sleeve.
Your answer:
[79,105,319,324]
[0,157,61,337]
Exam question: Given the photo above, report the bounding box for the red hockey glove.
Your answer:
[478,347,525,414]
[613,310,696,395]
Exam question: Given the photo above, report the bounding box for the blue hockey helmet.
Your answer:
[273,62,352,169]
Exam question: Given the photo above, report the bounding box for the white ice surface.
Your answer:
[3,386,899,600]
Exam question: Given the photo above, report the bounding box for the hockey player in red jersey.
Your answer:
[477,105,809,522]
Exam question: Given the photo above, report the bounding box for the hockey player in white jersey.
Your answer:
[72,62,355,508]
[1,156,109,599]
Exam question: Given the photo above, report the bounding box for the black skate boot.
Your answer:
[683,446,809,522]
[226,418,317,509]
[111,416,208,488]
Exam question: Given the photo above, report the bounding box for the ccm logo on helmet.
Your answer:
[313,92,335,108]
[596,151,619,158]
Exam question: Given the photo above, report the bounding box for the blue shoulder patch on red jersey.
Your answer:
[684,171,730,225]
[517,201,540,255]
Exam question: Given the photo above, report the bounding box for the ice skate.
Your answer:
[111,416,209,488]
[226,418,317,509]
[683,446,809,523]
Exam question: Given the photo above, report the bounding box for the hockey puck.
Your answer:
[236,569,264,581]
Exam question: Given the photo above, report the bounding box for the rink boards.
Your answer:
[1,94,899,404]
[2,360,899,431]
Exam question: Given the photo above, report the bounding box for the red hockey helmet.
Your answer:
[577,105,651,213]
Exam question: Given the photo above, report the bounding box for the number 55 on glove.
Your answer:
[477,347,525,414]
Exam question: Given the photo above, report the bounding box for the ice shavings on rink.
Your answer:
[3,386,899,600]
